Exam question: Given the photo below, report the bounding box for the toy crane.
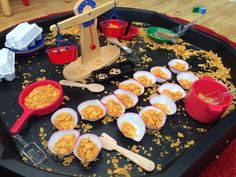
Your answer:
[50,0,120,81]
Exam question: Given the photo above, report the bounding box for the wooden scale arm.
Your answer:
[51,0,121,82]
[50,1,115,32]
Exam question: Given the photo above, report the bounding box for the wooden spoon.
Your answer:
[59,80,105,93]
[100,133,155,172]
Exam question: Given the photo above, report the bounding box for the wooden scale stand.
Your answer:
[50,0,120,81]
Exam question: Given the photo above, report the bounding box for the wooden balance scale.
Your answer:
[50,0,120,81]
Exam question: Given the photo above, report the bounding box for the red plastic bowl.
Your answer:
[46,46,78,64]
[100,19,128,37]
[10,80,64,135]
[185,76,232,123]
[119,25,139,40]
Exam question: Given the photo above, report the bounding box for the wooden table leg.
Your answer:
[0,0,12,16]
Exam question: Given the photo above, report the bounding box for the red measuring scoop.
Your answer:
[10,80,64,135]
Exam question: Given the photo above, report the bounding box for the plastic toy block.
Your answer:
[192,6,200,13]
[199,7,207,14]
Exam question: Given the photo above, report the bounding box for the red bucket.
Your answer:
[100,19,128,37]
[46,46,78,64]
[185,76,233,123]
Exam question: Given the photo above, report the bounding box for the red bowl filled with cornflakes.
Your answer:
[100,19,128,37]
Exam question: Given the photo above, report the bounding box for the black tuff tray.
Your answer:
[0,8,236,177]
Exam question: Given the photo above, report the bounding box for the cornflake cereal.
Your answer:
[77,137,100,162]
[107,23,119,29]
[162,89,183,101]
[53,134,76,154]
[81,105,105,121]
[24,84,60,109]
[153,103,170,114]
[119,83,142,96]
[116,93,134,108]
[141,109,163,129]
[106,99,123,117]
[151,68,168,79]
[136,76,152,87]
[54,112,75,130]
[172,61,186,71]
[198,93,215,104]
[121,121,137,138]
[179,79,192,89]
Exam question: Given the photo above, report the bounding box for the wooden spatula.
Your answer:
[100,133,155,172]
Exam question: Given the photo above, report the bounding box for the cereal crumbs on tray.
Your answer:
[102,116,114,125]
[39,127,48,148]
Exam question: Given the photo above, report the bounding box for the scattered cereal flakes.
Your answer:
[156,164,162,171]
[39,127,48,148]
[137,167,144,172]
[184,140,195,148]
[107,169,113,175]
[170,138,181,148]
[113,167,131,177]
[63,155,75,166]
[21,155,28,162]
[102,116,114,125]
[75,124,80,129]
[81,123,93,133]
[40,69,46,73]
[196,128,207,133]
[177,132,184,138]
[46,168,53,172]
[64,95,70,101]
[36,77,46,81]
[131,145,140,153]
[107,160,110,164]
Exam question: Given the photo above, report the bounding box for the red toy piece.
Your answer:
[22,0,30,6]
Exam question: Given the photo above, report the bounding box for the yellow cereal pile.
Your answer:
[179,79,192,89]
[162,89,183,101]
[24,84,60,109]
[119,82,142,96]
[136,76,152,87]
[54,112,75,130]
[153,103,170,114]
[81,105,104,120]
[116,93,134,108]
[121,121,137,138]
[106,99,123,117]
[77,137,99,162]
[151,68,169,79]
[141,109,163,129]
[172,61,186,71]
[53,134,76,154]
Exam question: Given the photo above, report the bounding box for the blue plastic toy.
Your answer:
[199,7,207,14]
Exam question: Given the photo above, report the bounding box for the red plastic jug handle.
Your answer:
[207,104,223,114]
[10,109,33,135]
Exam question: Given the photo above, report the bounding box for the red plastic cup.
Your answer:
[100,19,128,37]
[10,80,64,135]
[46,46,78,64]
[185,76,232,123]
